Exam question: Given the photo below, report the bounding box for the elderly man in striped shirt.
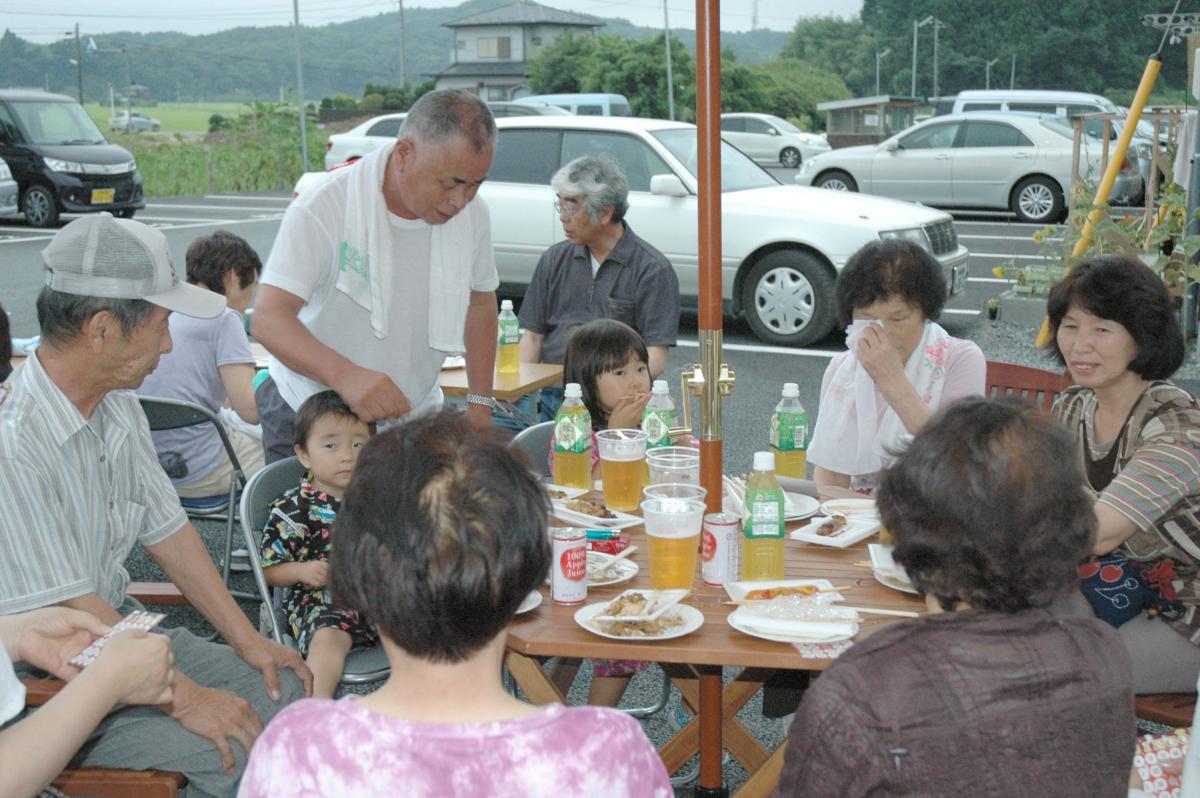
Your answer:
[0,213,312,796]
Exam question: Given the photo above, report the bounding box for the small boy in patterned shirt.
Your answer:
[261,390,377,698]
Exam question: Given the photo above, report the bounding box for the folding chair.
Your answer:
[238,456,389,685]
[138,396,253,601]
[984,361,1071,412]
[510,420,555,478]
[22,678,188,797]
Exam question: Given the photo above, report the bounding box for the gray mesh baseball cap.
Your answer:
[41,212,225,319]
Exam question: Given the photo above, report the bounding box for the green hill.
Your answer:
[0,0,787,104]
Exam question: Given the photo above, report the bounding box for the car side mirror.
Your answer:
[768,128,779,136]
[649,174,689,197]
[884,139,899,152]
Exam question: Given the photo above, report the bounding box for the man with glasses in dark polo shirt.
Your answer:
[505,155,680,428]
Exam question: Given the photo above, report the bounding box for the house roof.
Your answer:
[445,1,603,28]
[429,61,530,78]
[817,95,922,112]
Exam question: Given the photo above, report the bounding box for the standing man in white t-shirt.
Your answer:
[253,89,500,461]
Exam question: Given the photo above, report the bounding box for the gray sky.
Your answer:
[2,0,863,44]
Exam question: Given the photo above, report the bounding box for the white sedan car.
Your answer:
[720,113,830,168]
[323,113,406,170]
[0,159,17,216]
[293,116,968,346]
[796,112,1144,223]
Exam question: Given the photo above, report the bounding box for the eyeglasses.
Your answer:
[553,199,583,217]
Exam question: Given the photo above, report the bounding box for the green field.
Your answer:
[83,101,247,134]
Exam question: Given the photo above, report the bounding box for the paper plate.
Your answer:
[727,608,857,643]
[574,603,704,641]
[516,590,543,614]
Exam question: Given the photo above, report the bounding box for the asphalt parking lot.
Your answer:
[0,180,1098,471]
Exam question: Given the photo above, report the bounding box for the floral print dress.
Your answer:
[260,479,377,656]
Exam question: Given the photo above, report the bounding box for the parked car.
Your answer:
[796,112,1143,223]
[294,116,968,346]
[720,113,830,168]
[514,93,631,117]
[0,158,18,216]
[488,102,571,118]
[324,113,406,170]
[949,89,1119,118]
[109,110,160,133]
[0,89,144,228]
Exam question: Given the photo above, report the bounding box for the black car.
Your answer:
[0,89,145,227]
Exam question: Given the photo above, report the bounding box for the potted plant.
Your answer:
[983,297,999,320]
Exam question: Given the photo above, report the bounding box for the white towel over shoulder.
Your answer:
[335,145,474,353]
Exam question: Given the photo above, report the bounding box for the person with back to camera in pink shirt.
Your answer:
[239,409,672,798]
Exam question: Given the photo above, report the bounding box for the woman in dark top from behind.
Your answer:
[774,398,1134,798]
[0,301,12,383]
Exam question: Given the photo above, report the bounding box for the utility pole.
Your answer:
[663,0,674,120]
[751,0,758,31]
[986,57,999,90]
[912,16,933,96]
[398,0,407,86]
[875,48,891,96]
[74,24,83,103]
[1010,53,1016,89]
[932,19,944,99]
[291,0,309,168]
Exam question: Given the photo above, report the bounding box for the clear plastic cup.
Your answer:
[642,483,708,502]
[641,497,706,591]
[645,446,701,486]
[595,429,648,512]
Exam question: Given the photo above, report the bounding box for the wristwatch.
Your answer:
[466,393,497,410]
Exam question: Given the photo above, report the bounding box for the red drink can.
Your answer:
[702,512,740,587]
[551,527,588,605]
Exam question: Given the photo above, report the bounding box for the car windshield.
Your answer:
[651,129,779,192]
[10,100,106,145]
[766,115,801,134]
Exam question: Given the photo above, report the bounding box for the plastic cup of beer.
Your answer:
[645,446,701,486]
[641,497,706,591]
[642,483,708,502]
[596,429,648,512]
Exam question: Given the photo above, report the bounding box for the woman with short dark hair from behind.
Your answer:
[774,398,1134,797]
[807,240,985,497]
[0,301,11,382]
[239,411,671,798]
[1046,254,1200,693]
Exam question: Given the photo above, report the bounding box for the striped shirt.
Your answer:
[0,352,186,613]
[1053,382,1200,643]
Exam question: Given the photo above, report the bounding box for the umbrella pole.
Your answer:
[694,1,729,797]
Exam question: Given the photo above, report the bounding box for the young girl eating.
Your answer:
[551,319,655,706]
[260,390,377,699]
[551,319,653,477]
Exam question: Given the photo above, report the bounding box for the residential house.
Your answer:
[431,0,603,100]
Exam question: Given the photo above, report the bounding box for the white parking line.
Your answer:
[135,216,244,224]
[0,215,278,244]
[145,203,290,213]
[968,277,1015,284]
[675,339,837,358]
[969,252,1050,261]
[943,308,982,316]
[959,233,1063,243]
[205,195,290,202]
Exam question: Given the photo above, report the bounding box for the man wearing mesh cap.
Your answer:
[0,213,312,794]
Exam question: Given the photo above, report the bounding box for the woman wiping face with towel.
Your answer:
[807,241,987,496]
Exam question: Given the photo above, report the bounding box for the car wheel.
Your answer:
[151,124,159,132]
[21,185,59,228]
[740,249,837,347]
[1011,175,1064,223]
[815,170,858,192]
[115,208,136,219]
[779,147,801,169]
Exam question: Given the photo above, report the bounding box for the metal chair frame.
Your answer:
[138,396,253,601]
[510,420,555,478]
